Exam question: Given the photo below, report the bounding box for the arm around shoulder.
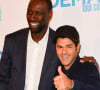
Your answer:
[72,63,100,90]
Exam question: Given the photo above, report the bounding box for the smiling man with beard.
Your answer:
[27,0,52,42]
[0,0,57,90]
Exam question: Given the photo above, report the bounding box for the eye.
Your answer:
[66,45,72,48]
[28,10,33,15]
[68,46,72,48]
[57,45,63,49]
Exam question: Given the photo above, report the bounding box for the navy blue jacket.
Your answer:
[0,28,60,90]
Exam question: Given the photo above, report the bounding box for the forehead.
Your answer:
[56,38,75,45]
[28,0,49,10]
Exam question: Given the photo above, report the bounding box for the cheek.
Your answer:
[26,14,28,19]
[37,15,43,20]
[56,49,61,56]
[27,15,31,20]
[70,50,77,58]
[68,49,76,56]
[42,15,50,22]
[57,52,62,61]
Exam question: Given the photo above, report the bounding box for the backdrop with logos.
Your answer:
[0,0,100,67]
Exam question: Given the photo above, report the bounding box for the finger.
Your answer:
[85,56,96,63]
[80,56,87,63]
[58,66,65,76]
[53,80,59,89]
[54,75,60,81]
[89,57,96,63]
[80,56,96,63]
[80,59,84,63]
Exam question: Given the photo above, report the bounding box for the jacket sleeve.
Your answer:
[72,63,100,90]
[0,35,13,90]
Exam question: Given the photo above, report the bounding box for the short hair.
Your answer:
[46,0,53,11]
[54,25,80,46]
[29,0,53,11]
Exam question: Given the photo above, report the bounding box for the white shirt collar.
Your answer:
[28,27,49,46]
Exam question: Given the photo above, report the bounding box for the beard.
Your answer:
[29,21,47,34]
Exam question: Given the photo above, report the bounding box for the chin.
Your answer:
[30,28,39,33]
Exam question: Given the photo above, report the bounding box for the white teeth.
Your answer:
[31,22,38,26]
[62,55,68,59]
[32,23,37,25]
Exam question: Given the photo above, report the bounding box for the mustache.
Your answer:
[61,53,68,55]
[29,20,40,22]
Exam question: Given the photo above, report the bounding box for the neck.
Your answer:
[31,27,48,43]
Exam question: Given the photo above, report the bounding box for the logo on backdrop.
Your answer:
[52,0,100,12]
[0,51,2,59]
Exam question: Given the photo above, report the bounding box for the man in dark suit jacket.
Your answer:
[53,25,100,90]
[0,27,60,90]
[0,0,60,90]
[0,0,98,90]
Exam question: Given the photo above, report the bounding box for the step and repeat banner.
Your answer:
[0,0,100,67]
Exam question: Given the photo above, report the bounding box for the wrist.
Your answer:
[71,80,74,89]
[69,80,74,90]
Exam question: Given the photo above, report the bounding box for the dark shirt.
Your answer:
[61,55,100,90]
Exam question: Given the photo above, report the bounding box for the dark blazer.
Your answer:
[0,28,60,90]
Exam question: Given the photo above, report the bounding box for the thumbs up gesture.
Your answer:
[53,66,73,90]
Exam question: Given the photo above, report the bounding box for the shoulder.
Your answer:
[80,62,97,70]
[3,28,29,46]
[48,27,55,39]
[4,28,29,41]
[80,62,99,76]
[6,28,29,38]
[49,27,55,34]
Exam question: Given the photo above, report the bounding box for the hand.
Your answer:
[80,56,96,63]
[80,56,99,70]
[53,66,73,90]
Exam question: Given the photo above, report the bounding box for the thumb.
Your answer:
[58,66,64,75]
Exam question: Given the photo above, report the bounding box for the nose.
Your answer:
[62,47,67,54]
[30,12,38,21]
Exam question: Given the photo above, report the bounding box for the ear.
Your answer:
[76,43,81,54]
[49,10,53,21]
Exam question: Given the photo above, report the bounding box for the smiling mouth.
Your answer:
[62,55,69,59]
[29,22,39,28]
